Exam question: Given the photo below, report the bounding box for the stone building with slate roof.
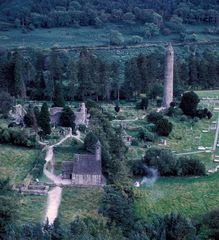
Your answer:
[61,141,106,186]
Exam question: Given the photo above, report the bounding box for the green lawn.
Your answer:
[59,187,103,225]
[196,90,219,98]
[0,144,38,184]
[135,173,219,221]
[16,194,47,225]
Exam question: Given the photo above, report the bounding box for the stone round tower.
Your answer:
[163,43,174,108]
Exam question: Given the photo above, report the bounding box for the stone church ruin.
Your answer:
[61,141,106,186]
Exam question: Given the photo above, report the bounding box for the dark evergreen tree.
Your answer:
[53,82,65,107]
[60,106,75,131]
[180,91,200,117]
[39,103,51,135]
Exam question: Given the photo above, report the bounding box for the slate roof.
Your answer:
[62,161,73,174]
[73,154,102,175]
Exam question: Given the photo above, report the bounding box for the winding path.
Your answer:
[42,129,83,224]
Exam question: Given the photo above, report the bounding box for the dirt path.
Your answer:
[43,129,83,224]
[45,186,62,225]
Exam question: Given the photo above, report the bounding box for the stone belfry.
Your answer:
[163,43,174,108]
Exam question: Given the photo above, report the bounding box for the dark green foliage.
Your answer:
[142,148,206,177]
[53,82,65,107]
[85,100,102,112]
[78,124,86,133]
[99,185,135,234]
[0,179,17,239]
[24,112,33,127]
[177,156,206,176]
[0,127,35,147]
[149,83,163,99]
[0,91,14,116]
[144,148,178,176]
[157,213,196,240]
[196,108,213,119]
[39,103,51,135]
[138,128,155,142]
[147,112,163,124]
[114,104,120,113]
[199,208,219,239]
[84,132,98,152]
[60,106,75,131]
[136,98,148,110]
[180,91,200,117]
[156,118,173,137]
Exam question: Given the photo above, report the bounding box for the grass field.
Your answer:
[59,187,103,225]
[1,23,219,50]
[0,144,38,184]
[16,194,47,224]
[196,90,219,98]
[134,173,219,221]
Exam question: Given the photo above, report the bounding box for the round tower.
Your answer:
[95,141,101,161]
[163,43,174,108]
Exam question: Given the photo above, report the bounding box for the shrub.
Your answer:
[0,127,35,147]
[78,124,86,133]
[85,100,101,112]
[156,118,173,136]
[145,123,156,132]
[138,128,155,142]
[60,106,76,131]
[156,98,162,107]
[180,91,200,117]
[180,115,187,122]
[130,35,143,44]
[177,157,206,176]
[144,148,178,176]
[149,83,163,99]
[199,208,219,239]
[136,98,148,110]
[131,139,139,146]
[84,132,98,152]
[147,112,163,124]
[110,30,124,45]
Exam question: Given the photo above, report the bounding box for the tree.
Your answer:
[39,103,51,135]
[144,148,178,176]
[60,106,75,131]
[0,179,17,239]
[147,112,163,124]
[110,30,124,45]
[137,98,148,110]
[179,91,200,117]
[199,208,219,239]
[0,91,14,116]
[177,156,206,176]
[99,186,135,234]
[53,82,65,107]
[157,213,196,240]
[144,23,160,39]
[156,118,173,136]
[14,52,27,98]
[84,132,98,152]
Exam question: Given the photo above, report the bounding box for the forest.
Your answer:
[0,46,219,102]
[0,0,219,38]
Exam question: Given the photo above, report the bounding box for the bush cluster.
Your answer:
[133,148,206,177]
[0,127,35,147]
[147,112,173,137]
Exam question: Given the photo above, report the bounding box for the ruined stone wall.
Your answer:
[72,174,102,186]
